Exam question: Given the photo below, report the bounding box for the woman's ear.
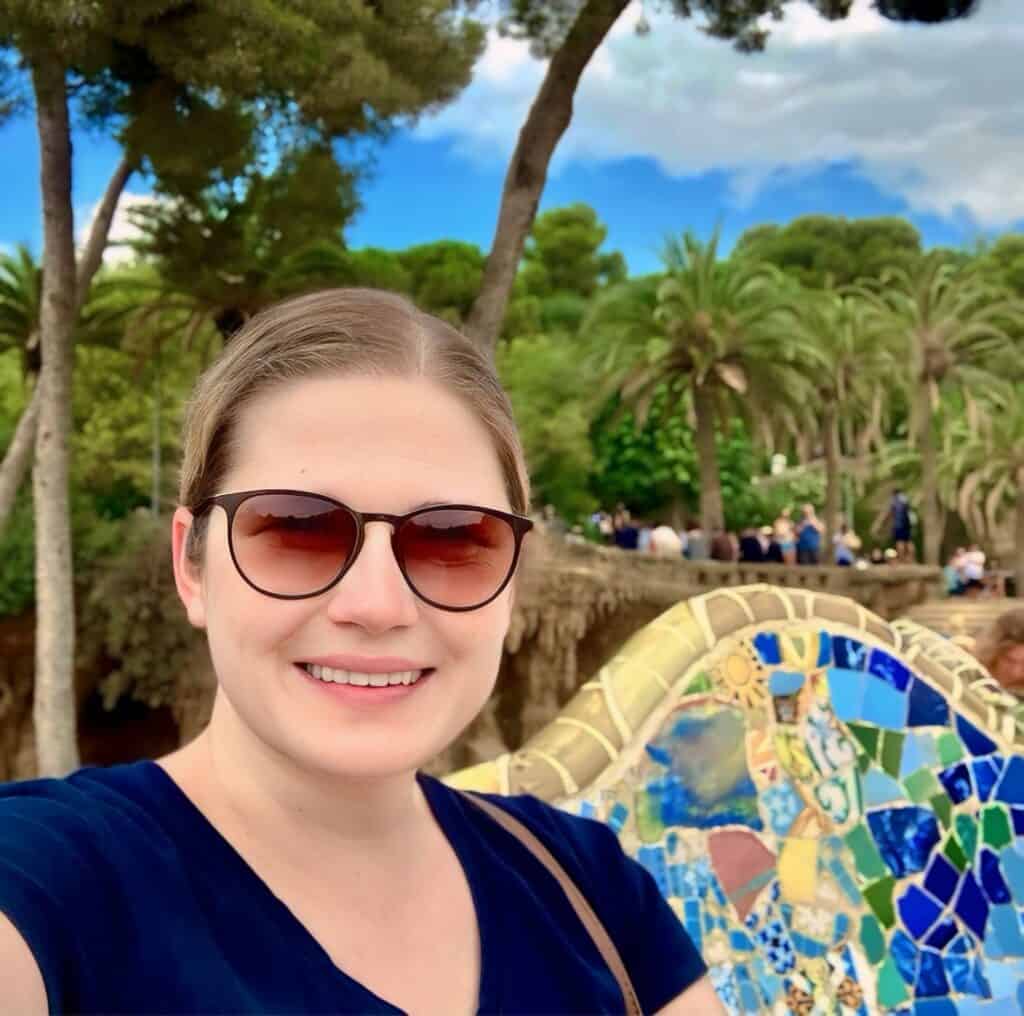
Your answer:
[171,507,207,630]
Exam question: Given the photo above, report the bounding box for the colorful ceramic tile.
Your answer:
[897,884,943,940]
[859,679,910,730]
[936,730,965,766]
[778,838,817,905]
[956,714,998,757]
[848,722,880,760]
[906,677,951,728]
[994,756,1024,805]
[867,806,941,878]
[982,805,1013,850]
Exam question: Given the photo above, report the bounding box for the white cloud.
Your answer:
[75,191,161,265]
[415,0,1024,228]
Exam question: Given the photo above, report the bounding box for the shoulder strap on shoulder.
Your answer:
[456,789,642,1015]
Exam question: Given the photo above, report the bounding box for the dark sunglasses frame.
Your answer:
[190,488,534,612]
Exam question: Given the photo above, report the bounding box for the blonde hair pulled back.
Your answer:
[179,288,530,562]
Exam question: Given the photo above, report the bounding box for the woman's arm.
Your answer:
[0,913,47,1013]
[655,975,727,1014]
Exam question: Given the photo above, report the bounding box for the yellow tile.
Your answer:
[779,837,818,904]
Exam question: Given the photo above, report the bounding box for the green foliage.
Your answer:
[77,512,201,710]
[398,241,486,324]
[521,203,625,300]
[498,333,595,518]
[588,389,697,519]
[735,215,923,289]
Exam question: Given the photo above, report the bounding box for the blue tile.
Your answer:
[834,635,869,670]
[1013,808,1024,835]
[986,904,1024,958]
[900,732,939,777]
[869,649,912,691]
[913,999,956,1015]
[954,870,990,938]
[994,757,1024,805]
[957,714,997,757]
[923,854,961,905]
[891,928,920,985]
[753,632,781,665]
[862,767,905,806]
[906,677,951,727]
[898,884,943,939]
[924,917,958,949]
[860,679,909,730]
[868,807,941,878]
[916,949,950,996]
[978,847,1012,905]
[827,668,867,722]
[939,762,974,804]
[999,844,1024,898]
[973,757,1002,803]
[816,631,832,667]
[769,669,804,696]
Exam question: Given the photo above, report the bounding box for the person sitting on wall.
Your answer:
[796,504,824,565]
[975,608,1024,697]
[738,527,764,563]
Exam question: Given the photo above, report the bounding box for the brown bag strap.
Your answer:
[458,790,643,1015]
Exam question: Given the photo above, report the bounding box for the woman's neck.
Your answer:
[159,693,434,862]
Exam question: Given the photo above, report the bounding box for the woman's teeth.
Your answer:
[302,664,426,687]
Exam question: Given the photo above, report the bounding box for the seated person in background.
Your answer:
[962,543,986,595]
[975,608,1024,697]
[709,527,735,562]
[764,529,785,564]
[649,521,684,557]
[738,527,764,563]
[684,521,709,561]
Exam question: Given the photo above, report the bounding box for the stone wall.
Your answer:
[0,533,942,777]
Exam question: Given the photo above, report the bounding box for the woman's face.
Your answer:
[993,643,1024,694]
[172,373,518,780]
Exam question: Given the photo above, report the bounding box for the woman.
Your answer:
[1,290,719,1014]
[975,607,1024,696]
[772,508,796,565]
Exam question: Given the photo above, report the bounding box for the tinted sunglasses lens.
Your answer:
[398,509,516,608]
[231,494,357,596]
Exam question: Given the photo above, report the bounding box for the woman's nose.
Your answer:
[323,522,419,631]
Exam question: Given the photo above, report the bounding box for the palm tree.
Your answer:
[948,387,1024,595]
[778,289,896,551]
[585,229,826,533]
[854,254,1024,565]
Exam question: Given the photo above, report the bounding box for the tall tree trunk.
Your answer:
[0,157,132,540]
[32,58,79,776]
[917,385,941,566]
[693,385,724,533]
[823,402,841,560]
[1015,466,1024,600]
[0,384,40,530]
[464,0,629,355]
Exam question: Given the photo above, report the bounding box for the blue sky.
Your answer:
[1,0,1021,275]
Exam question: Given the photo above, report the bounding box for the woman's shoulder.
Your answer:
[0,761,174,879]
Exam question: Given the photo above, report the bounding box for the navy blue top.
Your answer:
[0,761,705,1014]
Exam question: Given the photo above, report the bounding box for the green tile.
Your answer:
[903,768,941,803]
[863,876,896,928]
[937,731,965,766]
[859,914,886,965]
[849,722,880,759]
[880,731,905,778]
[982,805,1012,849]
[930,792,953,830]
[684,671,712,695]
[943,834,968,871]
[844,825,887,880]
[857,752,872,775]
[955,813,978,862]
[877,954,909,1007]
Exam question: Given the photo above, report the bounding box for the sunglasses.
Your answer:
[190,489,533,612]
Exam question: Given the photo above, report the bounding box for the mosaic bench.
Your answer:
[446,585,1024,1014]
